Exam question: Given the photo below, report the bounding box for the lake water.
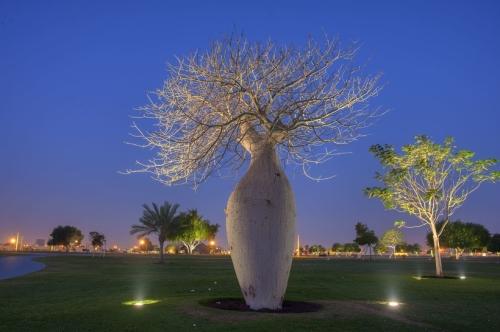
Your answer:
[0,254,46,280]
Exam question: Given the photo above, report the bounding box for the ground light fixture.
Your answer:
[122,299,160,307]
[376,300,402,308]
[460,275,467,280]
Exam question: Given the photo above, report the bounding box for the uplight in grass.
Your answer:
[122,299,160,307]
[376,300,402,307]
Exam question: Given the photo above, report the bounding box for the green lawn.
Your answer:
[0,254,499,331]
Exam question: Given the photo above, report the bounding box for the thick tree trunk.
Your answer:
[226,142,296,310]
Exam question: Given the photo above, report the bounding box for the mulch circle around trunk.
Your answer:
[201,298,323,313]
[418,275,462,279]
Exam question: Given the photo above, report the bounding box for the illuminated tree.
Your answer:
[380,228,404,258]
[308,244,326,255]
[174,210,219,254]
[366,136,499,276]
[127,35,381,309]
[130,202,181,263]
[47,225,83,252]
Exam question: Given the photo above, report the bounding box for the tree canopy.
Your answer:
[331,242,360,254]
[488,234,500,253]
[174,210,219,254]
[354,222,378,258]
[354,223,378,247]
[89,231,106,248]
[127,35,381,186]
[380,228,404,257]
[365,135,499,275]
[365,136,499,229]
[47,225,84,251]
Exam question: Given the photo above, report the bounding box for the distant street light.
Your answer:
[10,233,20,251]
[209,240,216,255]
[139,239,145,245]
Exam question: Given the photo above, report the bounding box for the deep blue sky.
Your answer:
[1,0,499,249]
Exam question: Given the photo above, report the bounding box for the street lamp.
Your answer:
[10,233,20,251]
[139,239,145,245]
[209,240,216,255]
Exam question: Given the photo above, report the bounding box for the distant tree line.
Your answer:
[299,219,499,259]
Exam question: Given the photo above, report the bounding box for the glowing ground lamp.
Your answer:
[376,300,403,308]
[122,299,160,307]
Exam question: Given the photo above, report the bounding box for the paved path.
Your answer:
[0,254,46,280]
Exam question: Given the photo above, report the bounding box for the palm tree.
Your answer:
[130,202,181,263]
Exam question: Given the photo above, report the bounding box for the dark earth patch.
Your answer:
[419,275,462,279]
[201,298,323,313]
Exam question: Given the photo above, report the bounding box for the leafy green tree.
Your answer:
[354,223,378,259]
[47,225,84,252]
[488,234,500,253]
[130,202,181,263]
[396,243,421,255]
[89,231,106,248]
[375,242,387,254]
[308,244,326,255]
[343,243,361,254]
[331,243,344,254]
[426,220,491,259]
[174,210,219,254]
[89,231,106,257]
[380,228,404,258]
[365,136,499,276]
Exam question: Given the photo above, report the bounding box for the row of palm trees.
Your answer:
[130,201,218,263]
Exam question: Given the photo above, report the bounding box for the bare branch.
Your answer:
[126,35,382,186]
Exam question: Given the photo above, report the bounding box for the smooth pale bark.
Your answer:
[181,241,200,255]
[226,142,296,310]
[431,224,444,276]
[455,248,464,260]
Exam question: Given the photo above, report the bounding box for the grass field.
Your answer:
[0,254,499,331]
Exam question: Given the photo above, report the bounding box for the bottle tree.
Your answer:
[127,35,381,309]
[365,136,499,276]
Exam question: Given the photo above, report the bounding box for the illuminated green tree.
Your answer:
[174,210,219,254]
[365,136,499,276]
[380,228,404,258]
